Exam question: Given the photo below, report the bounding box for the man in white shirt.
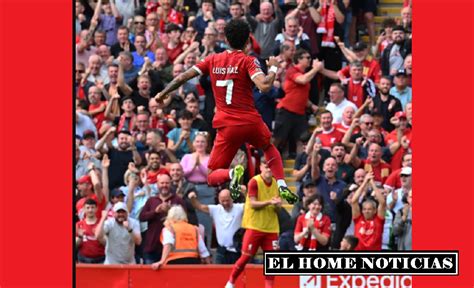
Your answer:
[325,83,358,124]
[188,189,244,264]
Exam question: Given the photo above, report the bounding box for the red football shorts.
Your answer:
[208,121,271,171]
[241,229,279,256]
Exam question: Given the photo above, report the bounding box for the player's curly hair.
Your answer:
[224,19,250,50]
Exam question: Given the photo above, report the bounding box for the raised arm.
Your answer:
[96,126,116,153]
[117,60,133,96]
[95,210,108,242]
[188,191,210,213]
[348,137,362,168]
[109,0,122,22]
[126,172,139,213]
[373,186,387,219]
[101,154,110,203]
[332,0,345,24]
[341,118,359,148]
[88,162,104,203]
[154,68,199,103]
[173,42,200,65]
[310,142,322,181]
[292,153,313,181]
[350,172,373,218]
[334,36,357,63]
[104,93,120,120]
[128,136,142,165]
[92,0,102,21]
[389,126,403,155]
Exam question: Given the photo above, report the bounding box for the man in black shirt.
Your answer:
[369,76,403,132]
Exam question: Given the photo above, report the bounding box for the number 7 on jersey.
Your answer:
[216,79,234,105]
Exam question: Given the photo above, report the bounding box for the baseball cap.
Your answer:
[111,188,125,198]
[392,25,405,33]
[400,167,412,176]
[302,179,316,188]
[118,129,132,136]
[120,96,135,106]
[353,42,368,52]
[77,175,92,184]
[113,202,129,213]
[395,69,407,77]
[83,130,96,139]
[394,111,407,119]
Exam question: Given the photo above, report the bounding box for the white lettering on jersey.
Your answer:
[212,66,239,75]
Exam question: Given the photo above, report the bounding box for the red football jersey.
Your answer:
[354,214,385,251]
[315,126,345,148]
[76,219,105,258]
[361,160,392,185]
[385,128,412,171]
[193,50,264,128]
[339,56,381,83]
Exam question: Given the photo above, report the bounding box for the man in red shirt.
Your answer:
[384,152,411,191]
[140,150,170,185]
[154,19,298,204]
[385,111,412,171]
[333,106,358,134]
[350,172,386,250]
[76,198,106,263]
[87,86,107,131]
[342,61,376,108]
[337,42,382,84]
[272,48,321,155]
[312,111,344,150]
[76,163,107,220]
[350,142,392,185]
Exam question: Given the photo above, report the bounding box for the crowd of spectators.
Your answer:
[75,0,412,265]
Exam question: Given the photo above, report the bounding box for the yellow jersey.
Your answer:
[241,175,280,233]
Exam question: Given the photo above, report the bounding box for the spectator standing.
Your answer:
[96,202,142,264]
[180,133,216,248]
[76,199,106,263]
[389,70,412,110]
[253,0,284,59]
[368,76,403,132]
[139,173,186,264]
[294,194,331,251]
[350,172,386,250]
[188,189,244,264]
[393,189,412,250]
[380,26,411,77]
[272,49,322,153]
[325,83,357,124]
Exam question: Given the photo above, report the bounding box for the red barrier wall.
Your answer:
[77,265,413,288]
[76,264,298,288]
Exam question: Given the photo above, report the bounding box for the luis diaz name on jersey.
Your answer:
[212,66,239,75]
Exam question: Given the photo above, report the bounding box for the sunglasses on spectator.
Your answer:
[76,70,84,73]
[400,174,411,177]
[135,21,145,24]
[364,122,374,125]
